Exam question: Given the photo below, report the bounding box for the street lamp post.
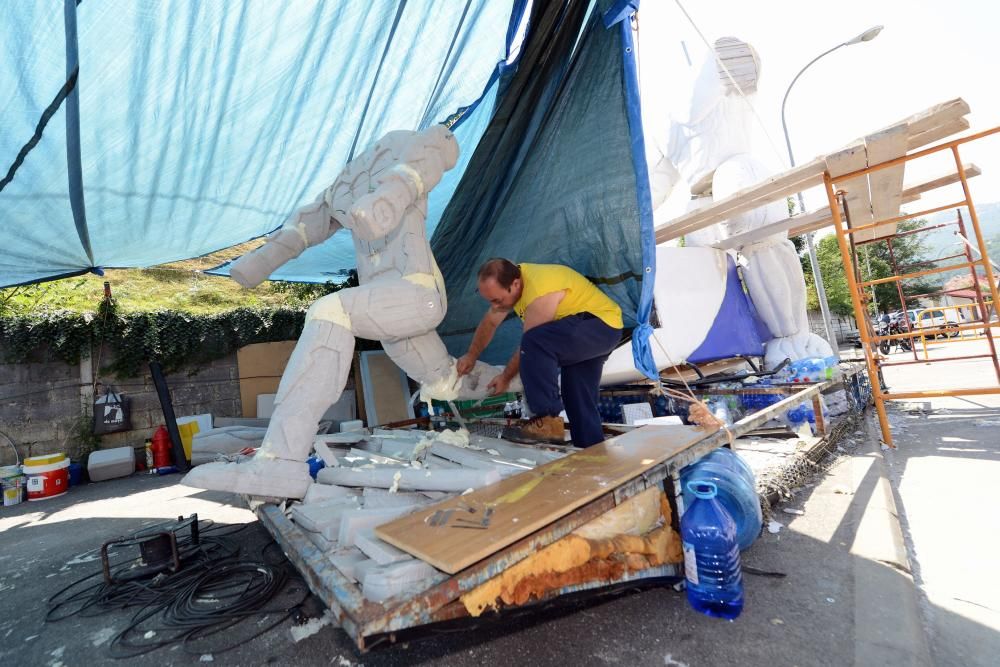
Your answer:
[781,25,883,354]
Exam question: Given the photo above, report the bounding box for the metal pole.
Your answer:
[781,45,844,355]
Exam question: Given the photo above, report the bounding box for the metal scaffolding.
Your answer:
[825,126,1000,446]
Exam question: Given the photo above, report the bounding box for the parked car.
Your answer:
[915,308,963,337]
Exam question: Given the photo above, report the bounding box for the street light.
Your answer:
[780,25,884,354]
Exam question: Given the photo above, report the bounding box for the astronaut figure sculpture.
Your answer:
[182,125,518,498]
[660,37,833,369]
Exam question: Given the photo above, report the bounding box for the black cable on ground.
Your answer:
[46,520,309,658]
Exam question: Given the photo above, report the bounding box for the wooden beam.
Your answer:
[864,124,908,241]
[713,206,831,250]
[654,159,826,242]
[654,98,970,244]
[900,164,980,204]
[714,162,984,246]
[907,117,971,151]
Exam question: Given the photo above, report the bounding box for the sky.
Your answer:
[637,0,1000,225]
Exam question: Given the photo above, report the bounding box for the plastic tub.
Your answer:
[23,454,70,501]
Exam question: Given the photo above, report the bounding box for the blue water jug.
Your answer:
[681,480,744,620]
[681,447,762,550]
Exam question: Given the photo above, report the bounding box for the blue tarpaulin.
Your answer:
[1,1,519,286]
[5,0,760,380]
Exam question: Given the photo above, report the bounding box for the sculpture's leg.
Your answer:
[181,293,355,498]
[744,239,833,369]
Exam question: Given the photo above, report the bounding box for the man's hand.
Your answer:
[456,353,477,376]
[487,373,511,396]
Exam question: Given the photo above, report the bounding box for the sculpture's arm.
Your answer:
[230,197,343,288]
[331,162,426,242]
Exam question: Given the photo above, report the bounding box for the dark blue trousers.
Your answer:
[519,313,621,447]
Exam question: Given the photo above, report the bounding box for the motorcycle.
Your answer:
[875,319,914,355]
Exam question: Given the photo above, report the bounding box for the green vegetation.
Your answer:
[0,242,340,317]
[0,243,359,377]
[803,220,938,316]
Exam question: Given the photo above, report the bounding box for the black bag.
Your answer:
[93,390,132,434]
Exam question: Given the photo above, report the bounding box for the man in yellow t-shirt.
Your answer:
[456,258,623,446]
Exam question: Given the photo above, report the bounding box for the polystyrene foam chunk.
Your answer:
[354,529,412,565]
[290,496,361,539]
[87,447,136,482]
[362,560,444,603]
[337,506,422,547]
[328,547,369,582]
[303,482,352,505]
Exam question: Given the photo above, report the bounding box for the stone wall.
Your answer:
[0,344,242,466]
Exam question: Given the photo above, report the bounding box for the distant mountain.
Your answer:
[918,201,1000,260]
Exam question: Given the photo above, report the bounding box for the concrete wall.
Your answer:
[807,310,859,343]
[0,344,242,466]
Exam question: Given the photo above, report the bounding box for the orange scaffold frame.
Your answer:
[824,126,1000,447]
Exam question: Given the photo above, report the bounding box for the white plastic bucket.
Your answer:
[1,465,23,507]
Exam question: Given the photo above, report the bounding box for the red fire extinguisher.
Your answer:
[151,426,173,469]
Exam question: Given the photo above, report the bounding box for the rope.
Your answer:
[650,333,733,444]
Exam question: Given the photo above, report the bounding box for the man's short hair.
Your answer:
[477,258,520,289]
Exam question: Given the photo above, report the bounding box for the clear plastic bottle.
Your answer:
[681,480,744,620]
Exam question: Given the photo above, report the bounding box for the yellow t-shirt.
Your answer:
[513,263,623,330]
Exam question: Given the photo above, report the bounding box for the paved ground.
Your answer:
[878,337,1000,667]
[1,343,996,665]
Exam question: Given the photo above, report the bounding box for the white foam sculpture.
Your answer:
[182,126,520,499]
[614,36,831,381]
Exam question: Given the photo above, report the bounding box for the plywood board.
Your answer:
[237,341,297,418]
[358,350,414,427]
[376,425,710,574]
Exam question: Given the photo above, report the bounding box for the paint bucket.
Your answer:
[22,454,70,501]
[1,465,24,507]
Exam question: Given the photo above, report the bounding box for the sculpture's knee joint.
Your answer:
[305,293,352,328]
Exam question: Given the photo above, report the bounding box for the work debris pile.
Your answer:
[286,426,570,603]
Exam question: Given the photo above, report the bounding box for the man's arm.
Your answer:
[522,290,565,332]
[487,346,520,395]
[456,307,508,375]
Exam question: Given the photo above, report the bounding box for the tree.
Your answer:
[810,219,939,317]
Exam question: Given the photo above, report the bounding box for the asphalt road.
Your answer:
[0,411,940,667]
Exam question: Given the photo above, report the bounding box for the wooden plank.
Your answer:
[713,207,832,250]
[654,159,827,242]
[865,123,909,240]
[376,425,710,574]
[907,117,970,151]
[656,99,970,244]
[778,165,982,236]
[827,140,875,241]
[872,98,969,145]
[900,164,980,204]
